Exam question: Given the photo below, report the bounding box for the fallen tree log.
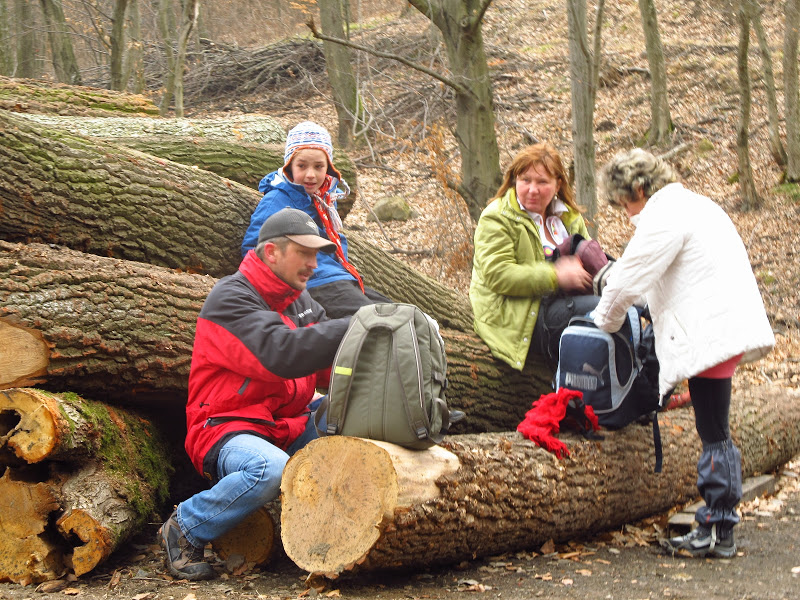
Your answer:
[280,385,800,578]
[0,241,211,403]
[0,110,257,278]
[97,137,357,218]
[0,76,159,117]
[0,241,549,429]
[9,113,357,217]
[0,388,172,584]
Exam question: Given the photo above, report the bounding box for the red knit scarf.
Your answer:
[311,177,364,292]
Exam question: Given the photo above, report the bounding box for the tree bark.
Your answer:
[0,75,159,116]
[751,0,786,167]
[0,109,257,278]
[0,111,359,269]
[317,0,364,148]
[0,241,210,404]
[157,0,176,115]
[736,0,762,209]
[0,388,172,584]
[15,0,38,79]
[171,0,199,117]
[109,0,130,91]
[281,385,800,578]
[637,0,672,146]
[0,0,12,76]
[0,240,551,429]
[122,0,145,93]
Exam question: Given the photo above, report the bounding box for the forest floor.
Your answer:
[0,458,798,600]
[3,0,800,597]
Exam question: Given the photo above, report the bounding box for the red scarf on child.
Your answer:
[310,177,364,292]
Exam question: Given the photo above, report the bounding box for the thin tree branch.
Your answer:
[305,18,472,98]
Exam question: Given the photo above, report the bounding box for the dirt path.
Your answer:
[2,459,796,600]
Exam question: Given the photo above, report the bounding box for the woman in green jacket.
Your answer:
[470,143,601,371]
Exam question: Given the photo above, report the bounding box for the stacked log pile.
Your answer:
[1,79,798,584]
[0,388,170,585]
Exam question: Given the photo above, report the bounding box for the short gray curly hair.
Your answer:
[599,148,676,207]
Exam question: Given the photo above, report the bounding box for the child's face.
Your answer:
[289,148,329,196]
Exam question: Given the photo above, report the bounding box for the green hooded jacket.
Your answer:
[469,188,590,370]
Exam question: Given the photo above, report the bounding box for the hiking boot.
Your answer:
[159,511,216,580]
[661,524,736,558]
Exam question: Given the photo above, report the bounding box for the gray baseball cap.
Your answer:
[257,208,336,253]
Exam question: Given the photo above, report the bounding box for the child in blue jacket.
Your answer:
[242,121,390,317]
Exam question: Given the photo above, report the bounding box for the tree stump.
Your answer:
[0,388,172,584]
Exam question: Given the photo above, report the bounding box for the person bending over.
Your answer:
[592,148,774,559]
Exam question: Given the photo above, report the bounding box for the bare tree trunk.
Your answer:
[172,0,199,117]
[637,0,672,146]
[751,0,786,167]
[784,0,800,181]
[406,0,502,223]
[15,0,38,79]
[157,0,176,115]
[566,0,598,229]
[109,0,129,90]
[737,0,762,209]
[39,0,82,85]
[0,0,12,76]
[122,0,145,93]
[317,0,364,148]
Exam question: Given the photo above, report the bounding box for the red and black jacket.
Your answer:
[184,250,350,479]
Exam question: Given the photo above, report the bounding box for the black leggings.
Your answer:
[688,376,732,444]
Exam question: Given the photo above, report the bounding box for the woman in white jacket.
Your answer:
[593,149,774,559]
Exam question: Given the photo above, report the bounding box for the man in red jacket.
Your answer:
[160,208,352,580]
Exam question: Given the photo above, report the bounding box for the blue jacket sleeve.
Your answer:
[242,191,290,257]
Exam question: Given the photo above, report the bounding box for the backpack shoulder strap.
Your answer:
[390,306,442,444]
[323,313,371,435]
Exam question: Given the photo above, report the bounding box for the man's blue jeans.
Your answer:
[176,403,322,548]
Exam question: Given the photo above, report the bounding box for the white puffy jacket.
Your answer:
[593,183,774,398]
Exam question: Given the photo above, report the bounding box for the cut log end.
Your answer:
[0,388,64,463]
[0,470,65,585]
[280,436,460,577]
[0,320,49,389]
[212,506,276,568]
[56,509,113,577]
[281,436,400,577]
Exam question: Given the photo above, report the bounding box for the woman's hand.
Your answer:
[554,256,592,293]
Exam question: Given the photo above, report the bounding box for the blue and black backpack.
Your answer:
[555,306,664,471]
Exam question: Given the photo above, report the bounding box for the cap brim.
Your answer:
[286,234,337,253]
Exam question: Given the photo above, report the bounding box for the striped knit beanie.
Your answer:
[283,121,341,180]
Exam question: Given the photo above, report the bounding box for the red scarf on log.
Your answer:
[517,388,600,459]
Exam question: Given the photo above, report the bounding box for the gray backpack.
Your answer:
[315,303,451,449]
